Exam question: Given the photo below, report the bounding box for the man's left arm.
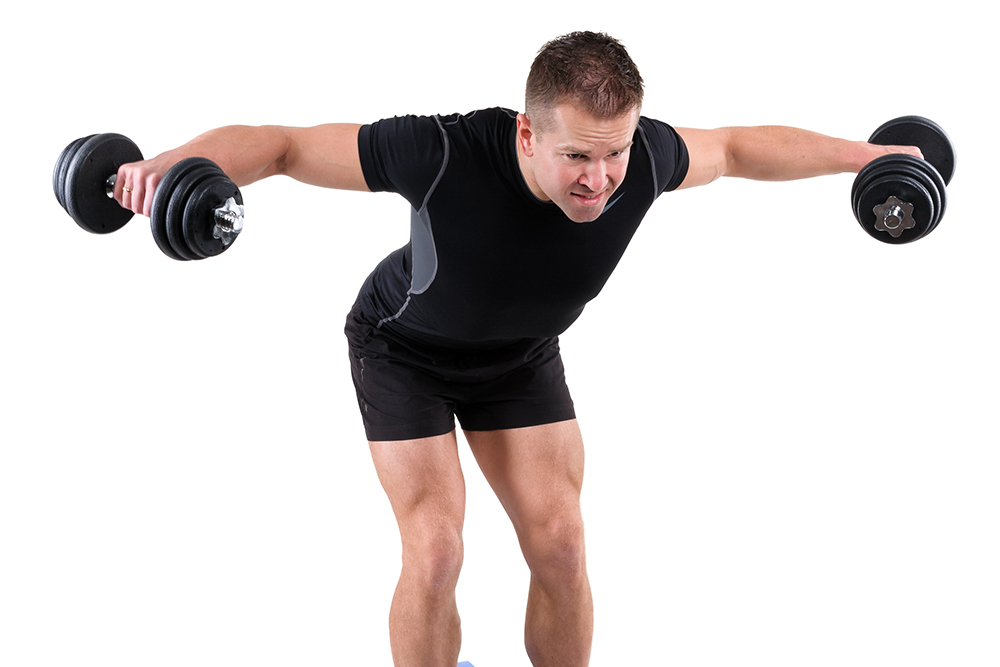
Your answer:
[674,126,922,190]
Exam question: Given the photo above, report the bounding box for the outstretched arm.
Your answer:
[674,126,922,190]
[114,124,367,217]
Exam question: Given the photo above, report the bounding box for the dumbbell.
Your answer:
[52,133,245,260]
[852,116,955,244]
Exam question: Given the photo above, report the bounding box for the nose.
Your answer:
[579,159,608,192]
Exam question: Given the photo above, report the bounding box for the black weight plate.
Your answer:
[63,134,143,234]
[182,174,244,259]
[52,135,95,210]
[892,153,948,233]
[852,156,902,222]
[165,165,221,261]
[851,160,882,221]
[60,135,104,212]
[52,136,82,209]
[858,174,934,244]
[869,116,955,186]
[150,157,219,261]
[884,156,946,230]
[852,154,947,233]
[57,137,91,211]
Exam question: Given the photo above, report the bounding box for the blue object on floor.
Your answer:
[458,662,475,667]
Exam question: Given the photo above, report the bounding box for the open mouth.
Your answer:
[571,191,604,206]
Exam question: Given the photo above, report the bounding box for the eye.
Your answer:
[565,153,583,160]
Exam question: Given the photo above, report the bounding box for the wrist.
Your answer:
[847,140,883,173]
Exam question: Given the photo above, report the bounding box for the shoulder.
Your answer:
[436,107,518,148]
[360,114,447,164]
[357,114,450,198]
[357,108,517,200]
[634,117,690,194]
[361,108,515,162]
[438,107,518,127]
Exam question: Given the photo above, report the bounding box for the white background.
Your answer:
[2,2,996,666]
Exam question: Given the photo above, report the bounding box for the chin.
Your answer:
[553,200,601,223]
[559,191,611,223]
[565,206,605,224]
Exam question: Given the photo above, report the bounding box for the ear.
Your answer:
[516,113,536,158]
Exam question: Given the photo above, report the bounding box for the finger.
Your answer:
[116,164,140,212]
[878,144,923,161]
[121,179,133,211]
[130,178,145,216]
[141,173,161,218]
[114,165,127,205]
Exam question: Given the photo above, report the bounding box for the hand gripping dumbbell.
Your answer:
[852,116,956,244]
[52,133,245,260]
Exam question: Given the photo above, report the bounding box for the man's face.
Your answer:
[516,102,639,223]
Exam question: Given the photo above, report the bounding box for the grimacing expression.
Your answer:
[517,103,640,223]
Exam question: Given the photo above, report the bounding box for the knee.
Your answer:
[522,516,587,584]
[403,527,465,594]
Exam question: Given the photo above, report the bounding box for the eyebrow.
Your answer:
[557,140,634,155]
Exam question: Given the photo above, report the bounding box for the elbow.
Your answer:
[270,126,294,177]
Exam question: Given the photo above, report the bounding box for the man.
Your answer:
[113,31,918,667]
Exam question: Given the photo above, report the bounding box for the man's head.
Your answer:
[517,32,644,223]
[525,31,644,133]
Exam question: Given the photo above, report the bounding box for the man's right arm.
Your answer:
[114,123,368,217]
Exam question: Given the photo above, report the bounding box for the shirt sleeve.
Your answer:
[357,115,447,210]
[638,117,690,195]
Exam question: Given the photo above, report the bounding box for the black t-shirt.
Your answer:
[356,107,688,348]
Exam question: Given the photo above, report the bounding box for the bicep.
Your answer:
[675,127,732,190]
[281,124,369,191]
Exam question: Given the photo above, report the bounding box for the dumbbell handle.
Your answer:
[105,173,244,246]
[883,204,906,229]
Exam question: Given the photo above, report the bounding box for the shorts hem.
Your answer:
[458,404,577,433]
[364,420,457,443]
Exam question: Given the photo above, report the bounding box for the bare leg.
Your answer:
[369,431,467,667]
[465,420,593,667]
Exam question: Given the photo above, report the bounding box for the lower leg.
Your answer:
[388,559,463,667]
[524,567,594,667]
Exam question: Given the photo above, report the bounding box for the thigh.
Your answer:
[464,420,585,538]
[369,431,467,546]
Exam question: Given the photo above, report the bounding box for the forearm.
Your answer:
[723,126,884,181]
[154,125,292,188]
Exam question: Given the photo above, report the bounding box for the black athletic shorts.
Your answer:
[344,300,576,442]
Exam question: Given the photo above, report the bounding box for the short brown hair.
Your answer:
[525,31,644,130]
